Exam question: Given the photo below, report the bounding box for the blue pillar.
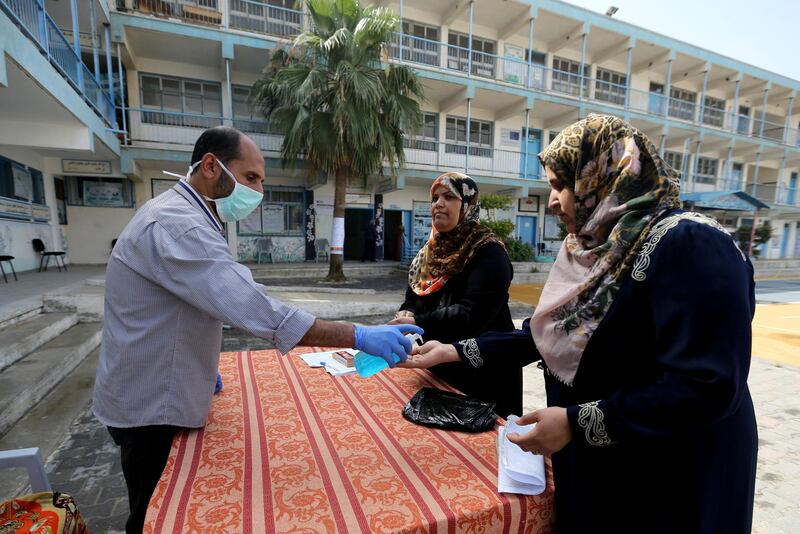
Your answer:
[88,0,100,82]
[69,0,83,89]
[104,25,115,105]
[624,39,635,110]
[467,0,474,77]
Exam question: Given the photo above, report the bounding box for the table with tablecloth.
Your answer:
[144,348,555,533]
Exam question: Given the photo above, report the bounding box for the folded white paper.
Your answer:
[299,349,357,376]
[496,415,546,495]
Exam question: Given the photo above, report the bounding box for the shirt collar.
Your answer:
[173,181,224,234]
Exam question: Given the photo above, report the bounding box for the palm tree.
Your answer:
[253,0,424,281]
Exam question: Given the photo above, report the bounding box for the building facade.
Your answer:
[2,0,800,271]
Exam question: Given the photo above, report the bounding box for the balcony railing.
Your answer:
[2,0,117,127]
[229,0,303,38]
[119,0,800,148]
[775,185,800,208]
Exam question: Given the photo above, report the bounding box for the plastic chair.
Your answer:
[314,238,330,263]
[32,239,67,272]
[0,255,17,283]
[0,448,51,492]
[256,237,274,264]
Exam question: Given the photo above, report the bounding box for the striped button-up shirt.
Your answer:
[93,182,315,429]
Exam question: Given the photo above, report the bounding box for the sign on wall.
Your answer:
[11,164,32,201]
[83,181,125,207]
[500,128,521,148]
[518,196,539,213]
[62,159,112,174]
[262,204,285,233]
[151,178,178,198]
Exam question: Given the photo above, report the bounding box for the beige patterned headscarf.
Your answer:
[531,114,682,385]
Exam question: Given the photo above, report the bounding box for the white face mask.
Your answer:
[164,157,263,222]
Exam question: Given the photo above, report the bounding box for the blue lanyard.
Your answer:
[178,181,223,234]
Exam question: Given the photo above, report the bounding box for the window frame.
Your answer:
[444,115,493,158]
[695,156,718,184]
[139,73,223,128]
[237,186,306,237]
[595,67,627,105]
[552,56,590,97]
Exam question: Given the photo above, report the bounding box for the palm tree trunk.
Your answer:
[325,167,348,282]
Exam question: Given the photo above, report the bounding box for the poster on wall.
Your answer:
[315,196,334,216]
[239,203,263,234]
[518,196,539,213]
[151,178,178,198]
[543,211,560,239]
[11,164,32,201]
[375,194,384,260]
[262,204,285,233]
[305,190,316,261]
[83,181,125,207]
[500,128,520,148]
[503,44,525,84]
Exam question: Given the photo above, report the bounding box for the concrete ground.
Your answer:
[3,273,798,533]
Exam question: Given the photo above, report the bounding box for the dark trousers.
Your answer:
[107,425,179,534]
[361,239,376,261]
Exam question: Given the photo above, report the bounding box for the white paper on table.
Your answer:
[496,415,546,495]
[299,349,357,376]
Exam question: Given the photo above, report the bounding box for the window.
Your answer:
[140,73,223,128]
[397,21,440,66]
[737,106,751,135]
[595,68,627,105]
[445,116,492,157]
[695,157,718,184]
[447,32,496,77]
[668,87,696,121]
[524,49,547,89]
[55,177,67,225]
[552,57,590,97]
[65,176,135,208]
[0,156,45,206]
[754,112,784,141]
[238,186,305,236]
[702,96,726,127]
[664,151,684,177]
[405,112,438,151]
[232,85,273,135]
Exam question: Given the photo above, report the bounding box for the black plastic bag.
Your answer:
[402,387,497,432]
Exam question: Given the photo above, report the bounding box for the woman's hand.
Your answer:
[507,407,572,456]
[388,310,416,325]
[388,316,416,325]
[397,340,459,368]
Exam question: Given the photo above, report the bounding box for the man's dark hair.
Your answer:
[190,126,242,169]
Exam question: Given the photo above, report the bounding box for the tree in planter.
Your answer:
[735,220,773,257]
[479,193,534,261]
[253,0,423,281]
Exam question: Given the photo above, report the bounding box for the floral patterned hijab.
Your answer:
[531,114,682,385]
[408,172,505,296]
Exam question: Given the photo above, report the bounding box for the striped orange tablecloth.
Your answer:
[144,349,555,533]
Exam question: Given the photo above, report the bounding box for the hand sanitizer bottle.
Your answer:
[354,333,423,378]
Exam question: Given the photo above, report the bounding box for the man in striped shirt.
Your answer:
[93,127,421,533]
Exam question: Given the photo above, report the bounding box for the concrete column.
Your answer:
[116,42,126,135]
[104,25,115,106]
[579,29,588,100]
[465,97,472,172]
[725,144,734,187]
[467,0,474,77]
[88,0,100,82]
[659,134,666,159]
[526,16,535,88]
[663,58,673,118]
[398,0,404,62]
[783,91,796,145]
[776,154,787,202]
[69,0,83,89]
[681,137,692,189]
[220,0,229,28]
[731,76,741,133]
[523,108,530,179]
[697,65,709,124]
[224,58,234,127]
[692,140,703,192]
[36,0,48,51]
[624,42,634,110]
[758,86,770,138]
[751,151,762,197]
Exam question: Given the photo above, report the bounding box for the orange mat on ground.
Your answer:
[144,349,555,533]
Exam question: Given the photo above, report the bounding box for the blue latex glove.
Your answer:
[214,373,223,394]
[354,324,424,368]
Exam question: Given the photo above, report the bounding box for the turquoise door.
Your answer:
[788,173,797,206]
[780,223,790,258]
[520,128,542,179]
[516,215,537,250]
